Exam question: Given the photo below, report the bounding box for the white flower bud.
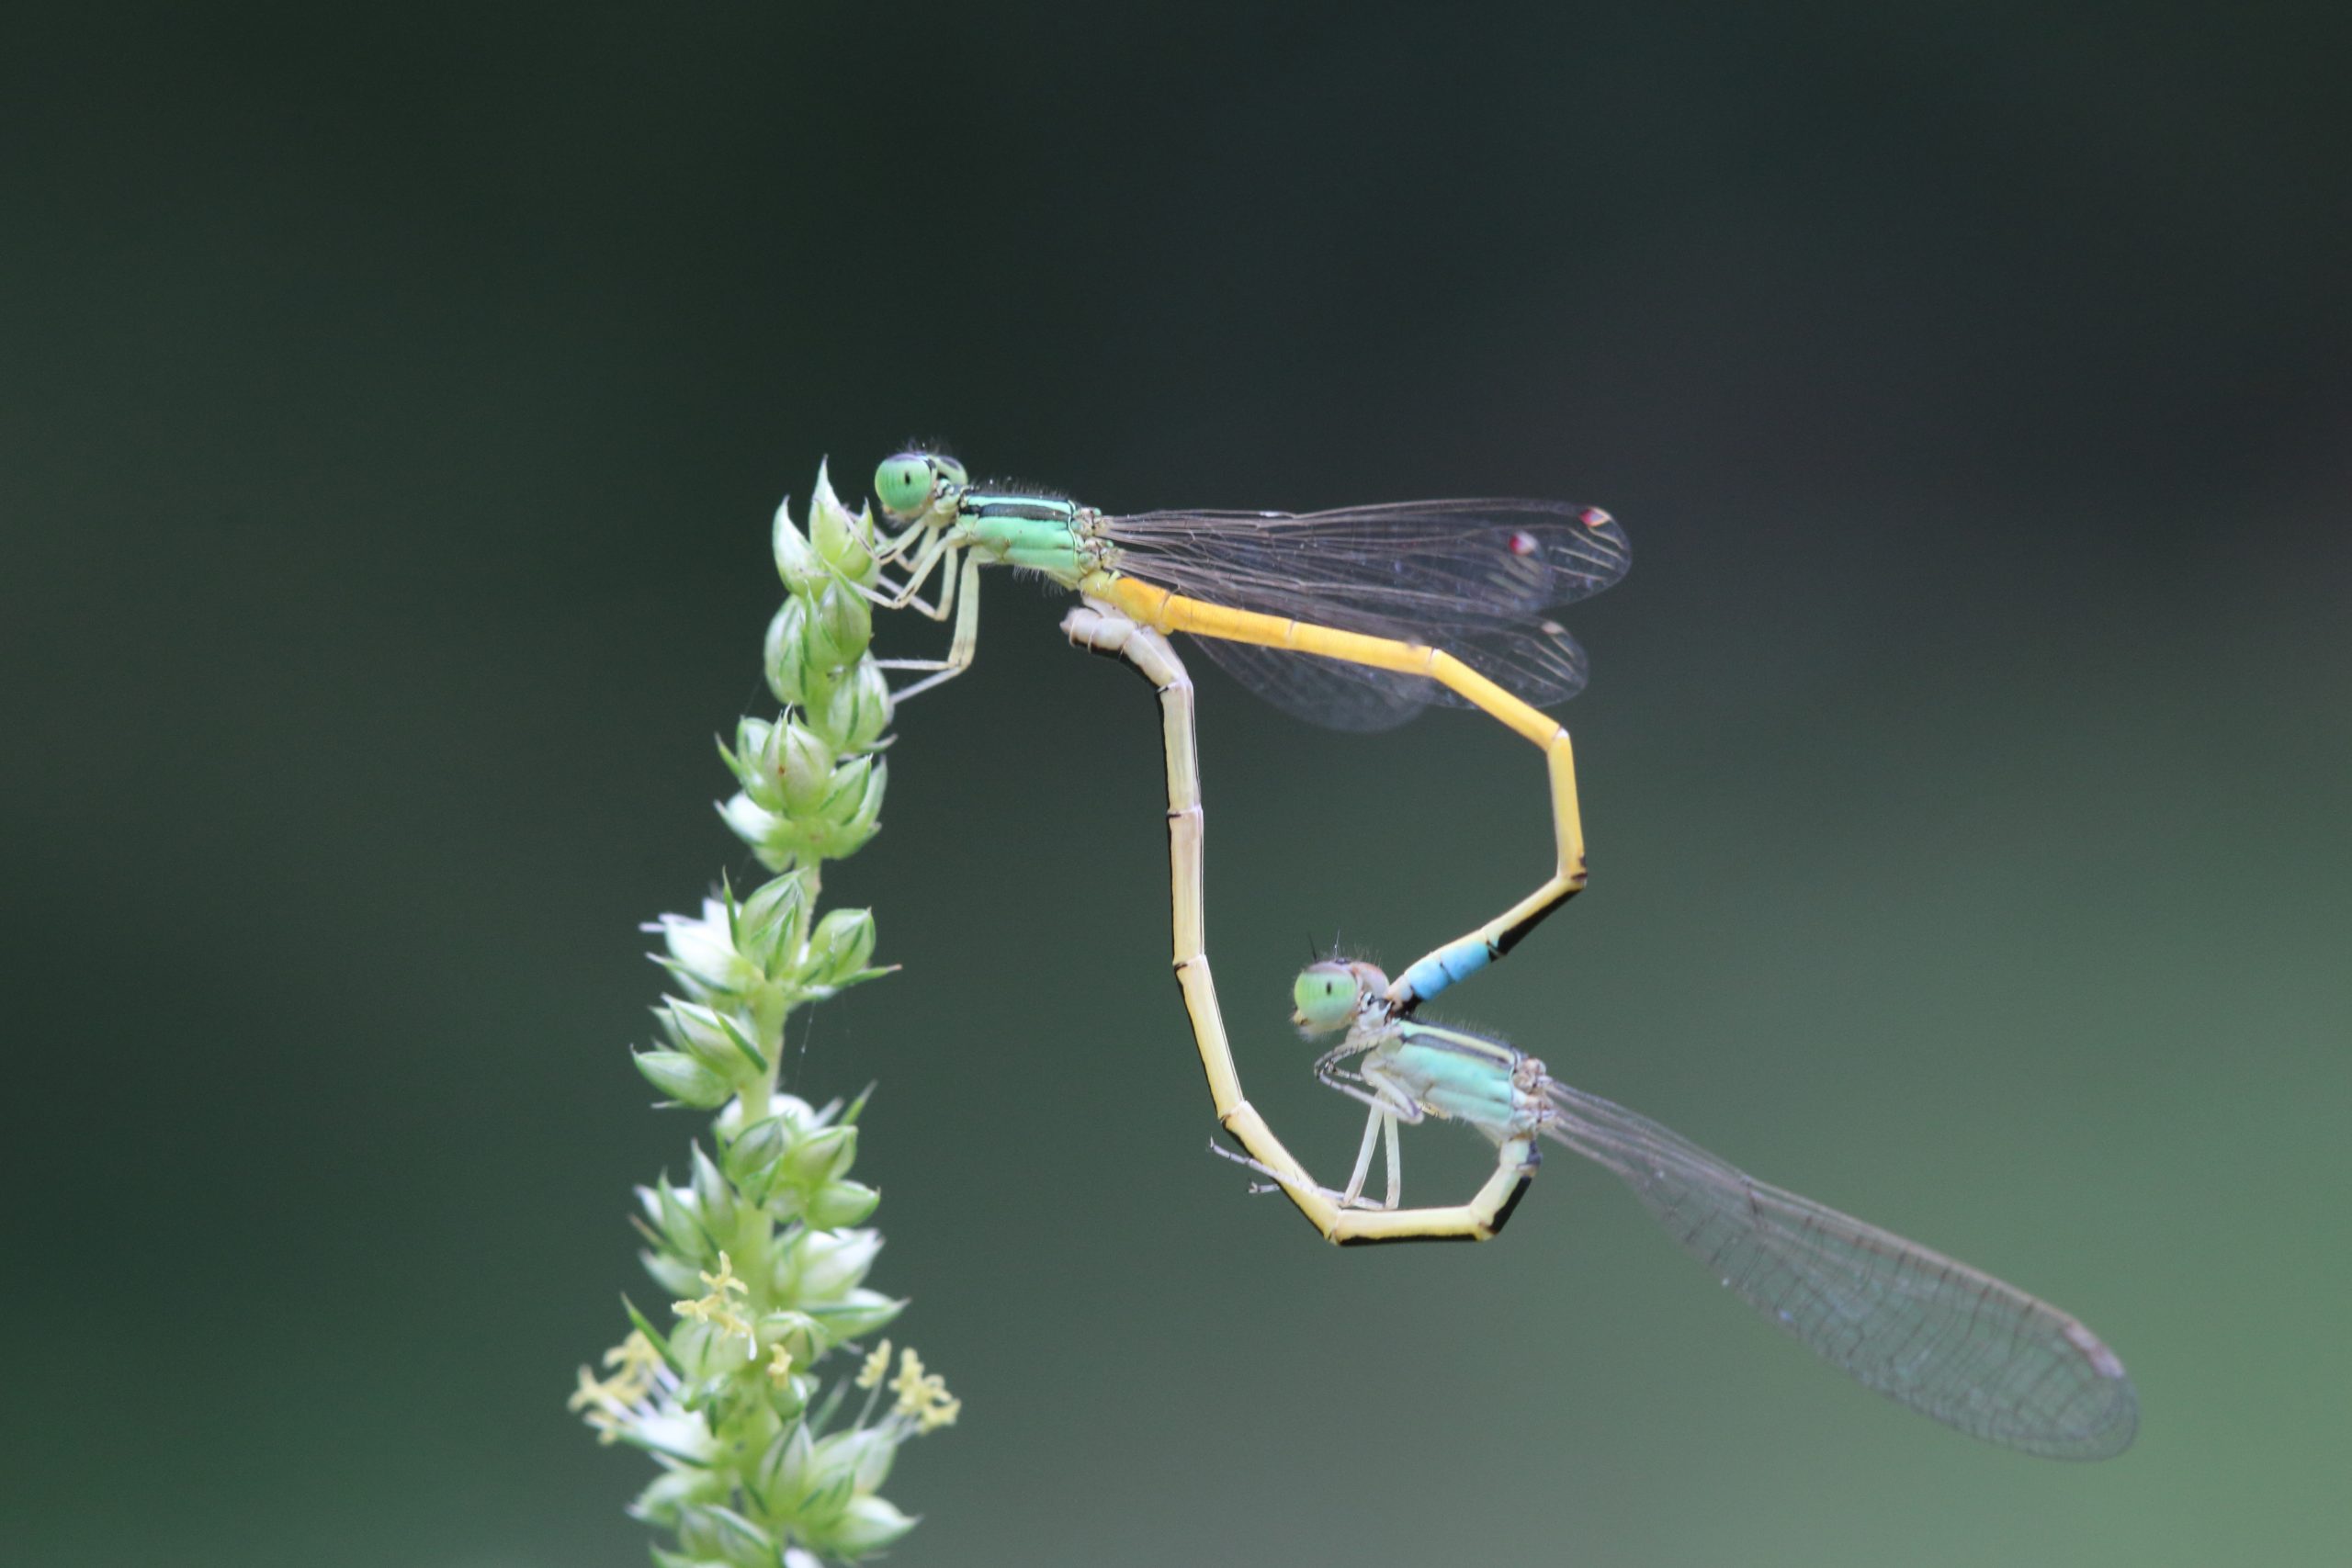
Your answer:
[773,494,826,594]
[787,1228,882,1300]
[809,462,877,584]
[805,580,873,671]
[764,599,810,706]
[820,1495,916,1559]
[803,908,876,990]
[778,719,833,815]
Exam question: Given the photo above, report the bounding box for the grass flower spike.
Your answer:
[575,465,957,1565]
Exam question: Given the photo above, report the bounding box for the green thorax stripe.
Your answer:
[1392,1021,1522,1069]
[961,492,1078,525]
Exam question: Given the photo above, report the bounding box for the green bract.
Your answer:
[574,469,956,1566]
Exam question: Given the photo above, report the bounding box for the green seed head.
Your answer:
[874,450,965,521]
[1292,961,1364,1037]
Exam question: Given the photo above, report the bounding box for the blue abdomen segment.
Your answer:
[1396,937,1496,1007]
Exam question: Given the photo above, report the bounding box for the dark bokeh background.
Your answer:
[5,6,2346,1565]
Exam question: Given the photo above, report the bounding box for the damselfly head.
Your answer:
[1291,959,1388,1039]
[873,450,968,521]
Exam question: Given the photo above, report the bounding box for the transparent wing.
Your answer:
[1190,639,1438,732]
[1539,1078,2139,1458]
[1189,619,1592,730]
[1097,500,1623,726]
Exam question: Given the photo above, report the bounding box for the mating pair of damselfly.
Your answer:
[845,449,2135,1460]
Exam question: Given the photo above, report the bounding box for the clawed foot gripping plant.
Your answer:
[570,468,957,1567]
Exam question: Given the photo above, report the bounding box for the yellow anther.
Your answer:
[854,1338,892,1390]
[885,1346,957,1429]
[568,1364,615,1414]
[570,1363,637,1446]
[674,1252,758,1354]
[888,1347,929,1414]
[700,1251,749,1299]
[601,1330,663,1403]
[766,1341,795,1387]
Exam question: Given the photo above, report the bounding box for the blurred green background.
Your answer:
[5,5,2346,1565]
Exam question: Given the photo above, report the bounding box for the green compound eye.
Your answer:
[1291,962,1363,1036]
[874,452,940,519]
